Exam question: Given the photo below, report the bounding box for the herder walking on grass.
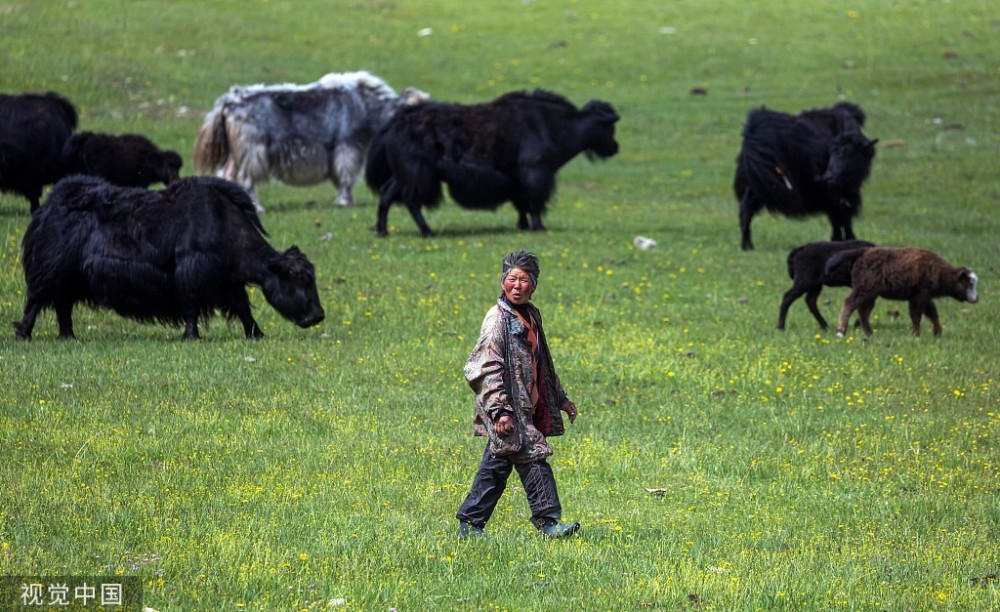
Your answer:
[457,250,581,538]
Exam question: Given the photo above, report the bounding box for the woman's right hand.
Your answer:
[495,414,514,436]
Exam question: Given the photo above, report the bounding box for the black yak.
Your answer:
[0,91,78,211]
[778,239,876,330]
[365,89,620,236]
[193,71,429,212]
[13,176,325,340]
[62,132,183,188]
[734,102,878,250]
[830,247,979,337]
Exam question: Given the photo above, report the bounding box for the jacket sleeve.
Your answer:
[464,308,511,422]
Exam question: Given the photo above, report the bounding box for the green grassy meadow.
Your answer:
[1,0,999,609]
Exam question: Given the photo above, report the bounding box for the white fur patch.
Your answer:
[967,271,979,303]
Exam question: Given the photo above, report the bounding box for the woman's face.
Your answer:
[502,267,535,305]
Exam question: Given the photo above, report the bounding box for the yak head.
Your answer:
[822,130,878,189]
[261,246,325,328]
[400,87,432,106]
[580,100,621,161]
[158,150,183,185]
[954,268,979,304]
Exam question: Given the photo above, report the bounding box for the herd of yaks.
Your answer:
[0,71,979,339]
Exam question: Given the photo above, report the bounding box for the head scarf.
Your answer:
[501,250,540,287]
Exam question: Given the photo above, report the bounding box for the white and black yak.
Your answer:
[13,176,325,340]
[193,70,430,212]
[365,89,620,236]
[829,246,979,337]
[0,91,78,211]
[734,102,878,250]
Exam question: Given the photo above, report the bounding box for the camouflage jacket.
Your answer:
[464,297,569,459]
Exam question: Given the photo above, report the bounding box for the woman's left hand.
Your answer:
[561,400,578,423]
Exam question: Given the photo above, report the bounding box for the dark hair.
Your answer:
[501,250,539,286]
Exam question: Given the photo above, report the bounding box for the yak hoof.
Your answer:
[836,331,846,338]
[12,322,30,340]
[335,196,354,207]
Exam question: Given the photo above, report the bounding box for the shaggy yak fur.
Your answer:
[0,91,78,211]
[829,246,979,337]
[733,102,878,250]
[365,88,620,236]
[62,132,182,188]
[193,70,429,212]
[13,176,325,340]
[778,239,876,330]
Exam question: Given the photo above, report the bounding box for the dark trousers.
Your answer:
[456,443,562,529]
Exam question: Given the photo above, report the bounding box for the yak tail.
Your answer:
[822,248,867,286]
[364,126,392,194]
[786,245,807,280]
[193,104,229,175]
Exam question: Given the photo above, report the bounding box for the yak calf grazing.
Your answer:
[61,132,182,188]
[831,247,978,337]
[0,91,78,211]
[365,89,619,236]
[14,176,325,340]
[734,101,878,250]
[778,239,875,330]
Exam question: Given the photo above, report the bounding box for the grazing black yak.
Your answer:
[734,101,878,250]
[14,176,325,340]
[0,92,78,211]
[61,132,183,188]
[778,239,876,330]
[193,71,429,212]
[831,247,979,337]
[365,89,620,236]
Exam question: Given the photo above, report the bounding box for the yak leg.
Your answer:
[517,169,553,232]
[181,317,201,340]
[841,194,860,240]
[55,300,76,339]
[738,187,758,251]
[375,180,434,237]
[528,209,546,232]
[908,299,940,337]
[374,179,398,237]
[829,203,857,242]
[178,298,201,340]
[803,287,829,330]
[516,210,531,231]
[246,187,264,214]
[332,145,361,207]
[837,292,868,336]
[406,203,436,237]
[229,287,264,339]
[923,301,942,336]
[233,165,264,213]
[828,215,845,242]
[13,299,43,340]
[841,217,857,240]
[777,285,806,330]
[856,301,876,336]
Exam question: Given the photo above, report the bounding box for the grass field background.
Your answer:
[1,1,998,609]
